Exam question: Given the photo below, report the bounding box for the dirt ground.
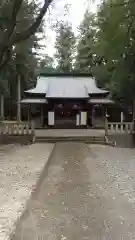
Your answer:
[11,142,135,240]
[0,143,54,240]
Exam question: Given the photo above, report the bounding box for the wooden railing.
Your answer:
[0,121,34,135]
[107,122,133,134]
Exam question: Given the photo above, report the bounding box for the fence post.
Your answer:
[105,113,108,137]
[120,112,124,131]
[17,75,21,122]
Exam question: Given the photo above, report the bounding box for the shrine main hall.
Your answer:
[20,73,113,129]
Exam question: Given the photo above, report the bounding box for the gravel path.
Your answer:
[11,143,135,240]
[0,143,54,240]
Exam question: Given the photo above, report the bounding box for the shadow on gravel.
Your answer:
[9,143,56,240]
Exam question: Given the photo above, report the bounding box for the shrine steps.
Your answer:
[35,135,114,145]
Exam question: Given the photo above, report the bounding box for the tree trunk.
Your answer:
[0,0,53,70]
[0,94,4,120]
[133,99,135,133]
[17,75,21,122]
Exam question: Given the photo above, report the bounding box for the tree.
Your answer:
[39,54,56,73]
[54,21,76,72]
[74,0,135,110]
[39,54,54,69]
[0,0,53,70]
[94,0,135,107]
[0,0,46,119]
[75,11,97,73]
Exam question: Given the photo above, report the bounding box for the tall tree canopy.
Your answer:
[54,21,76,72]
[75,11,96,73]
[39,54,56,73]
[95,0,135,107]
[75,0,135,108]
[0,0,51,118]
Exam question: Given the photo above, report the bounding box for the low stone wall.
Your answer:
[0,134,34,145]
[0,122,35,145]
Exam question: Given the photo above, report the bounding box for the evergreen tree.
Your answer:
[94,0,135,107]
[75,11,96,73]
[0,0,46,118]
[54,21,76,72]
[39,54,56,73]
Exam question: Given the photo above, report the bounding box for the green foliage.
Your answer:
[95,0,135,107]
[0,0,44,104]
[0,0,52,72]
[75,11,97,73]
[39,54,56,74]
[75,0,135,108]
[54,21,76,72]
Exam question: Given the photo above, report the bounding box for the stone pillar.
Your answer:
[17,75,21,122]
[105,108,108,136]
[121,112,124,122]
[0,94,4,120]
[120,111,124,131]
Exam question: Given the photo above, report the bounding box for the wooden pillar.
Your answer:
[41,105,44,127]
[0,94,4,120]
[17,75,21,122]
[91,105,94,128]
[28,104,31,123]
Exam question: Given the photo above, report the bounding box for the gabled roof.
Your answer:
[25,76,48,94]
[25,76,109,98]
[46,78,89,98]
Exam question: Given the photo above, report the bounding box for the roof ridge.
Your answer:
[39,73,93,77]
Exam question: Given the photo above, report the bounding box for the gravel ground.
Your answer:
[87,144,135,207]
[11,142,135,240]
[0,143,54,240]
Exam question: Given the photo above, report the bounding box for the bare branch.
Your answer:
[8,0,53,46]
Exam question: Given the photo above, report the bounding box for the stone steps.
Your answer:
[35,135,106,144]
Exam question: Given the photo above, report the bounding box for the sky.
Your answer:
[39,0,101,57]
